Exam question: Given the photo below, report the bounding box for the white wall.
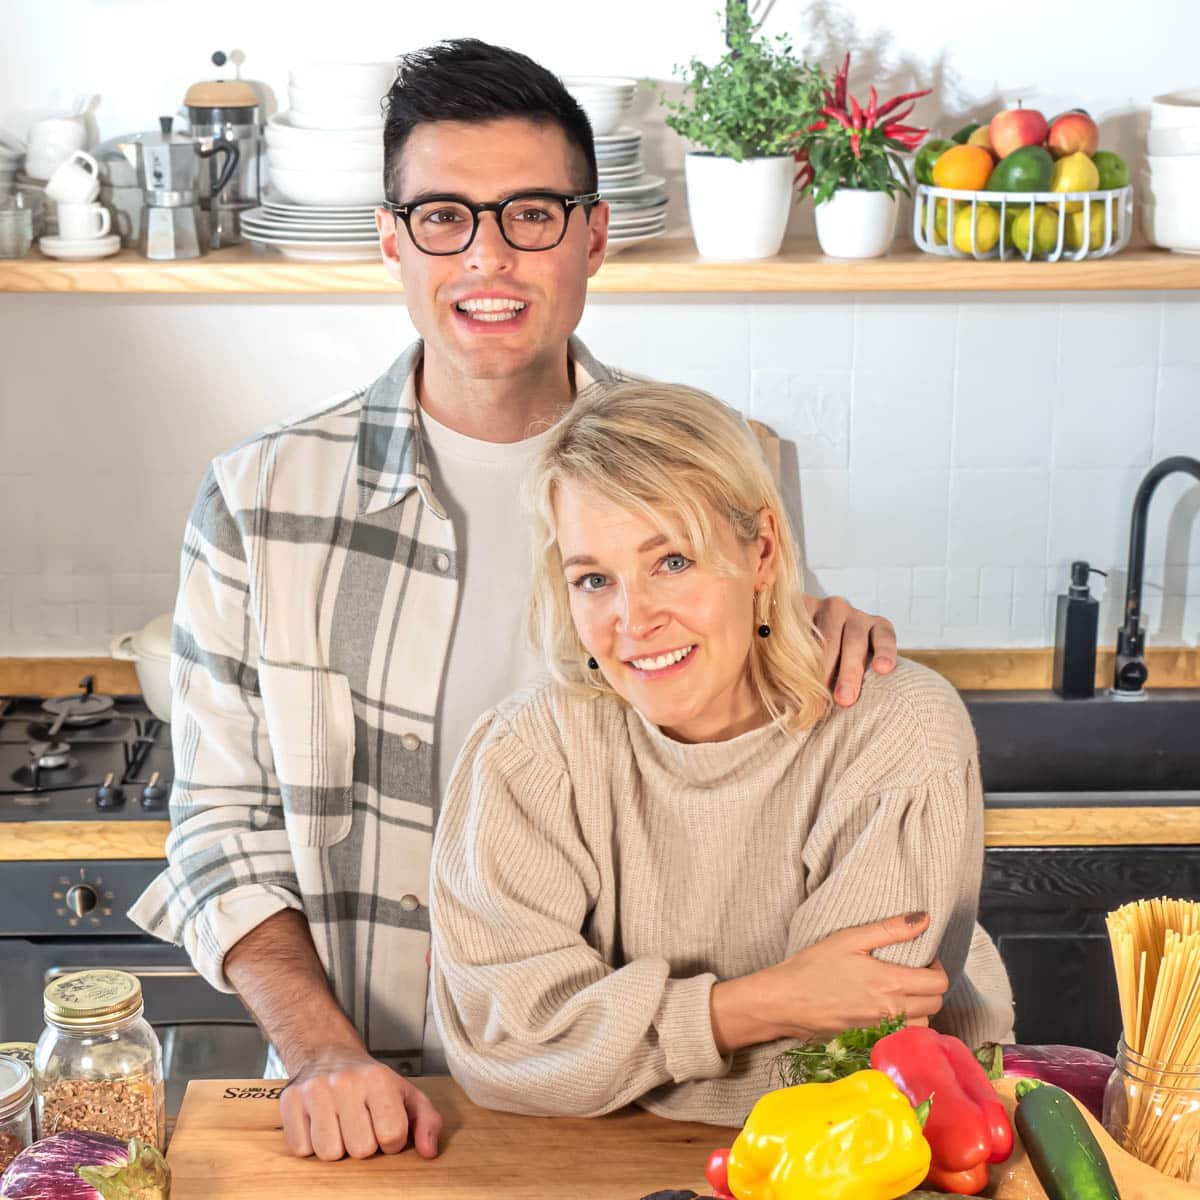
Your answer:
[2,1,1199,655]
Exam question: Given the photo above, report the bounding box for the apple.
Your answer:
[967,124,996,158]
[989,106,1049,159]
[1048,112,1099,158]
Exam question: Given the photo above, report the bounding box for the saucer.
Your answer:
[38,233,121,261]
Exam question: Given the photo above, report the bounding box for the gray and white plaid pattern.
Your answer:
[128,336,618,1072]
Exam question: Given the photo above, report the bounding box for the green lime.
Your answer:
[951,122,981,145]
[987,145,1055,193]
[1092,150,1129,189]
[915,138,955,185]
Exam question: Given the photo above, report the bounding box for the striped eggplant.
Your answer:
[0,1134,169,1200]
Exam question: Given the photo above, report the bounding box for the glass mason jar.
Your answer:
[34,970,165,1150]
[1102,1038,1200,1182]
[0,1054,34,1174]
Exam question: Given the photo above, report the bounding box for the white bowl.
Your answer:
[578,101,631,137]
[1145,153,1200,187]
[286,109,385,132]
[269,165,384,206]
[267,112,381,147]
[268,144,383,172]
[1142,201,1200,252]
[289,84,383,118]
[1151,89,1200,129]
[1147,126,1200,157]
[563,75,638,92]
[289,59,397,95]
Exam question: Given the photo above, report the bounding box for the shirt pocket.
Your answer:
[256,661,356,848]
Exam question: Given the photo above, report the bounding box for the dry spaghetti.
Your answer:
[1106,898,1200,1181]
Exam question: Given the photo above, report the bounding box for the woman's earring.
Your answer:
[757,624,771,638]
[587,656,599,670]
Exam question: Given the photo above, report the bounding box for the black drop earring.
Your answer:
[587,656,599,670]
[757,624,771,638]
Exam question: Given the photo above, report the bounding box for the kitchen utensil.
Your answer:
[288,59,397,96]
[268,165,382,206]
[265,112,381,147]
[185,78,262,249]
[110,614,172,722]
[54,201,110,240]
[44,150,101,203]
[25,116,87,180]
[135,116,238,261]
[1150,88,1200,128]
[1147,126,1200,157]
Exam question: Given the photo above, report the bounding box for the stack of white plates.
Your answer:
[598,133,668,254]
[564,77,637,137]
[266,60,394,207]
[1143,89,1200,253]
[239,201,379,261]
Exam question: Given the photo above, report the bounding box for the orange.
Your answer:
[932,144,995,192]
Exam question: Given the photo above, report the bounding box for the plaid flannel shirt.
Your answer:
[128,336,619,1074]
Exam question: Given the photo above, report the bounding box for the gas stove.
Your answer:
[0,676,173,821]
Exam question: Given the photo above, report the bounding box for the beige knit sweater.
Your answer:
[429,658,1014,1127]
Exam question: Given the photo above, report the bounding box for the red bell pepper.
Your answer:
[870,1027,1013,1196]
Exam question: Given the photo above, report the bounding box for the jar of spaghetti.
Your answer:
[34,970,164,1151]
[1103,1039,1200,1182]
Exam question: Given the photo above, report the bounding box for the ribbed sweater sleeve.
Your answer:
[429,710,728,1118]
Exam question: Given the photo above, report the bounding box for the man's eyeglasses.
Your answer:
[385,191,600,255]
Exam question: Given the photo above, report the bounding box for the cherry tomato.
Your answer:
[705,1147,733,1199]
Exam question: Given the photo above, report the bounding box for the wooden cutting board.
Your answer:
[167,1078,731,1199]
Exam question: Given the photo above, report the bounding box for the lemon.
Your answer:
[1066,203,1110,251]
[1051,152,1100,212]
[931,198,949,245]
[1011,204,1060,256]
[953,203,1001,254]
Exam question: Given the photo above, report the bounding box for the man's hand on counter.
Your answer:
[280,1048,442,1161]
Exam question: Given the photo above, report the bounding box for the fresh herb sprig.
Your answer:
[774,1016,906,1086]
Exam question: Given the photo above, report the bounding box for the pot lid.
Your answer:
[44,969,143,1028]
[133,612,173,662]
[185,80,258,108]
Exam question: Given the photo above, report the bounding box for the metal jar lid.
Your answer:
[44,970,143,1029]
[0,1054,33,1121]
[0,1043,35,1069]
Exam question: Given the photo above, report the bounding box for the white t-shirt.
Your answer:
[416,402,564,1071]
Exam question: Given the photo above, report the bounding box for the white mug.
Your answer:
[45,150,101,204]
[56,201,111,240]
[25,116,87,180]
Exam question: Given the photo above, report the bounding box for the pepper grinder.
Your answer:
[1052,560,1104,699]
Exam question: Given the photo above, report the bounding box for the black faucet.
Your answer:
[1113,455,1200,694]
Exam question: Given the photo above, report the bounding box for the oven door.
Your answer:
[3,938,271,1114]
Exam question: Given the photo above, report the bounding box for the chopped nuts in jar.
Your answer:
[0,1131,23,1175]
[39,1075,161,1146]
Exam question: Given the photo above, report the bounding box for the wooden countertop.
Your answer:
[168,1076,723,1200]
[4,238,1200,294]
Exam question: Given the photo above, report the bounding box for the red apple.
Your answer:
[1048,112,1099,158]
[989,106,1049,158]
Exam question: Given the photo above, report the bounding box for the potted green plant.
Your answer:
[660,2,824,260]
[795,54,930,258]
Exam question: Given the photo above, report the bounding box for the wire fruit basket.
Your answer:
[913,182,1134,261]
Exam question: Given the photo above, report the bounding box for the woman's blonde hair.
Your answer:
[528,380,831,731]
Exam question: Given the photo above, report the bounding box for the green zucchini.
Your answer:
[1014,1078,1122,1200]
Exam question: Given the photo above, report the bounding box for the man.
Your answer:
[129,40,902,1163]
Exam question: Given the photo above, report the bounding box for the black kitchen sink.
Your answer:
[961,689,1200,799]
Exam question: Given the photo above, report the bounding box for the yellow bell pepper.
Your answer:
[726,1069,931,1200]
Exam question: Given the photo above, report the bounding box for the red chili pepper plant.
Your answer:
[792,52,931,204]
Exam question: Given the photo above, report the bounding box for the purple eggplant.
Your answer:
[0,1133,169,1200]
[975,1042,1115,1119]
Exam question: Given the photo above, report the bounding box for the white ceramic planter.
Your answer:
[684,152,795,260]
[814,188,898,258]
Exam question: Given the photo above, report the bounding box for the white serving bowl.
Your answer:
[289,84,383,118]
[563,76,638,94]
[1145,153,1200,187]
[1142,201,1200,252]
[269,165,384,206]
[267,112,381,147]
[1151,89,1200,129]
[287,109,385,132]
[578,101,630,137]
[1147,126,1200,157]
[289,59,397,96]
[268,144,384,172]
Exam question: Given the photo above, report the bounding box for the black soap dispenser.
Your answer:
[1052,560,1102,699]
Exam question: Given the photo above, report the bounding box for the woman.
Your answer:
[429,381,1013,1126]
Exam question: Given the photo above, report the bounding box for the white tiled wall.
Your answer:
[0,290,1197,655]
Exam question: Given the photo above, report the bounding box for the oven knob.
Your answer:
[140,771,167,810]
[95,772,125,809]
[65,884,99,918]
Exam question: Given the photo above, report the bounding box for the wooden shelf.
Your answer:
[4,238,1200,294]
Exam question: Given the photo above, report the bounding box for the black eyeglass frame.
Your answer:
[385,190,602,255]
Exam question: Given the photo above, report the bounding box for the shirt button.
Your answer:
[399,894,420,912]
[401,733,420,752]
[434,552,450,573]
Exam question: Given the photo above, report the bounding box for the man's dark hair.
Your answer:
[382,40,598,201]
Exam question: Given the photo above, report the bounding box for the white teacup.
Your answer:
[56,201,111,240]
[25,116,87,180]
[45,150,101,204]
